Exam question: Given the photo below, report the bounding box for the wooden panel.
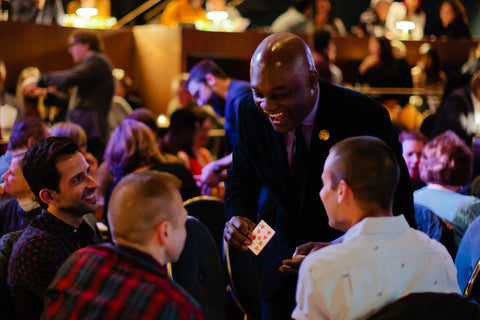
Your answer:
[132,24,181,115]
[0,21,478,114]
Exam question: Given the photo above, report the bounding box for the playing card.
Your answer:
[248,220,276,255]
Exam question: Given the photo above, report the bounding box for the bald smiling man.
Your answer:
[223,33,415,319]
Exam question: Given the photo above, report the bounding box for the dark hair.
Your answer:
[313,29,331,53]
[70,30,104,52]
[293,0,312,13]
[419,131,472,186]
[423,49,444,85]
[328,136,399,212]
[126,108,158,133]
[23,137,79,209]
[8,117,48,150]
[187,60,228,87]
[168,108,199,136]
[442,0,468,25]
[378,38,394,67]
[399,130,428,144]
[403,0,423,14]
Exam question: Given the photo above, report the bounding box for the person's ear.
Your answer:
[26,136,35,148]
[38,188,57,206]
[156,220,170,245]
[336,180,350,203]
[205,73,216,87]
[309,69,319,89]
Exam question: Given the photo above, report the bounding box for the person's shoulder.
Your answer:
[319,79,383,110]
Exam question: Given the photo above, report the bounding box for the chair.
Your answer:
[366,292,480,320]
[455,216,480,294]
[414,203,457,258]
[168,217,225,320]
[183,196,225,256]
[223,240,263,320]
[464,258,480,302]
[0,230,23,320]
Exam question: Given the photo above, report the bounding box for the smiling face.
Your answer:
[250,49,318,133]
[51,152,99,216]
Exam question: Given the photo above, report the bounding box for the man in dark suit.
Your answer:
[433,71,480,146]
[223,32,415,320]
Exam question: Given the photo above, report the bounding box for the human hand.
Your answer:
[224,216,256,251]
[22,78,47,98]
[0,183,8,200]
[200,161,222,195]
[279,242,332,275]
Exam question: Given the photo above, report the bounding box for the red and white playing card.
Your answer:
[248,220,276,255]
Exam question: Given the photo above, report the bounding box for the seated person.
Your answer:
[0,59,24,140]
[433,71,480,146]
[42,171,203,319]
[0,150,42,237]
[430,0,471,39]
[271,0,313,34]
[7,137,100,319]
[160,109,199,170]
[191,109,213,175]
[415,131,477,244]
[358,37,412,89]
[104,119,199,203]
[311,30,342,85]
[358,0,392,37]
[315,0,346,36]
[0,116,49,183]
[291,136,460,320]
[385,0,425,40]
[166,73,198,117]
[399,130,428,190]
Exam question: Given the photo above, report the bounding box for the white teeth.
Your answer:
[268,112,284,118]
[84,193,95,200]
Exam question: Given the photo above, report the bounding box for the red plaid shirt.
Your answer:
[42,243,204,320]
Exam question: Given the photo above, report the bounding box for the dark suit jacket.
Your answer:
[225,79,415,301]
[434,86,476,145]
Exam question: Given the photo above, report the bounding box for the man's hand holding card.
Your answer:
[247,220,276,255]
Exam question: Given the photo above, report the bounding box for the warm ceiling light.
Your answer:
[76,7,98,17]
[206,11,228,22]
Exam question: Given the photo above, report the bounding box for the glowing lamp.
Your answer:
[206,10,228,24]
[76,0,98,17]
[157,114,169,128]
[395,21,415,39]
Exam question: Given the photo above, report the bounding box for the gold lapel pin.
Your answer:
[318,129,330,141]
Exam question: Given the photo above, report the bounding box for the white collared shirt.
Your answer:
[292,216,460,320]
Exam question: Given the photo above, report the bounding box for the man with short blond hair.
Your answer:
[42,171,204,319]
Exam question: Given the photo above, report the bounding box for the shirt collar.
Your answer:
[301,84,319,127]
[343,215,409,243]
[115,244,165,271]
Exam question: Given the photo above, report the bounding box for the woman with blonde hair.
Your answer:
[16,66,43,119]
